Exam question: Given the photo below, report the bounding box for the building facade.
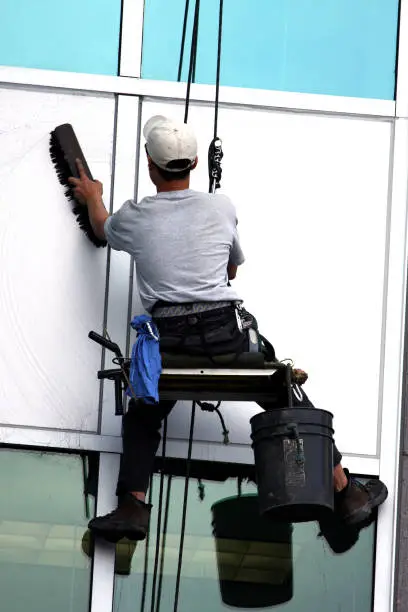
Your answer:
[0,1,407,610]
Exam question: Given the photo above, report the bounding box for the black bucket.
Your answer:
[211,495,293,608]
[250,407,334,522]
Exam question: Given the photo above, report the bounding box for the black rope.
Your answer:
[150,417,168,612]
[213,0,224,140]
[177,0,190,81]
[191,4,200,85]
[155,475,173,612]
[184,0,201,123]
[173,400,197,612]
[208,0,225,193]
[140,477,154,612]
[80,454,90,519]
[197,400,229,444]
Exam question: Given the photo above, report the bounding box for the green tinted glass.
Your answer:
[0,449,95,612]
[114,475,375,611]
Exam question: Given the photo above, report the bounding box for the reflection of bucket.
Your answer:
[211,495,293,608]
[250,408,334,522]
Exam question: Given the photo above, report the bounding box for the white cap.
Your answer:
[143,115,197,172]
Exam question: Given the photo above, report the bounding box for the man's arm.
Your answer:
[68,159,109,240]
[228,219,245,279]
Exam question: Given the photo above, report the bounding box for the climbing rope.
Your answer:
[178,0,224,193]
[179,0,201,124]
[150,417,168,612]
[173,400,197,612]
[140,477,154,612]
[155,474,173,612]
[197,400,229,444]
[208,0,224,193]
[150,5,226,609]
[177,0,190,82]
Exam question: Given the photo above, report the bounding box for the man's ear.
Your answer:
[147,154,154,170]
[191,156,198,170]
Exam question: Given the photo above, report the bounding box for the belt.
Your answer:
[152,300,239,318]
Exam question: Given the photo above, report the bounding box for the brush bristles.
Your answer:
[49,131,107,248]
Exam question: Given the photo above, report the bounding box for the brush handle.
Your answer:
[54,123,94,180]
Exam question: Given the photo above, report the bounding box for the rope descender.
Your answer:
[208,137,223,193]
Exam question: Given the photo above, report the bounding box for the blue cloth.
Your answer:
[126,315,162,404]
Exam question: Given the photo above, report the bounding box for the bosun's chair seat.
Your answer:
[159,351,283,403]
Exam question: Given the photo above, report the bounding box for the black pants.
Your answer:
[116,307,342,496]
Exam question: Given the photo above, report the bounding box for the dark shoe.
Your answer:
[318,514,361,554]
[88,493,151,543]
[337,470,388,526]
[318,506,378,554]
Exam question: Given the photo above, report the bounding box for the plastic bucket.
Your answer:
[250,407,334,522]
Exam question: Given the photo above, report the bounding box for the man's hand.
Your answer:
[227,263,238,280]
[68,159,109,240]
[68,159,103,205]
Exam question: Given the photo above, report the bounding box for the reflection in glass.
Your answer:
[114,474,375,611]
[212,495,293,607]
[0,449,95,612]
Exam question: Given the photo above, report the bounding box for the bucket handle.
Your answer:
[286,423,305,466]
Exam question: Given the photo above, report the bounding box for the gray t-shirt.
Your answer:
[104,189,245,312]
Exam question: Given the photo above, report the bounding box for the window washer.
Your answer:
[69,115,388,547]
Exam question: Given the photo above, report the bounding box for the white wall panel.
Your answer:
[136,100,392,459]
[0,87,114,431]
[101,95,140,436]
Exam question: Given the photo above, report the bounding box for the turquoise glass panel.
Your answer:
[0,0,121,75]
[142,0,399,99]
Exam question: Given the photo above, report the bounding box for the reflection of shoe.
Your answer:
[337,471,388,526]
[115,539,138,576]
[82,529,94,557]
[81,529,137,575]
[88,493,151,543]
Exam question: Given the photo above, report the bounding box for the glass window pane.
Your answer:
[142,0,399,99]
[0,0,121,75]
[0,449,96,612]
[114,473,375,611]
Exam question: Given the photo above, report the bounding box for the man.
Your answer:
[69,115,387,550]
